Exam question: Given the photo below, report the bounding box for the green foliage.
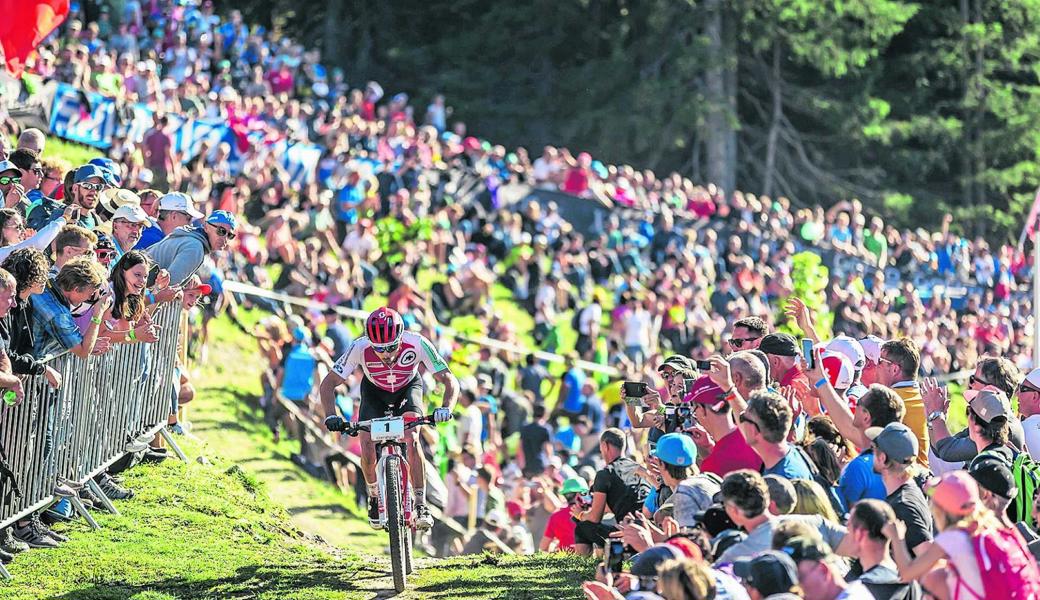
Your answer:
[780,251,833,337]
[189,1,1040,236]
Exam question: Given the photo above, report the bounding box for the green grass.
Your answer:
[0,314,595,599]
[45,137,103,167]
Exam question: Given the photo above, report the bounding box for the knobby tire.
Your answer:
[384,455,407,592]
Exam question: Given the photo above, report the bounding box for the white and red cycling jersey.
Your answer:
[331,331,449,392]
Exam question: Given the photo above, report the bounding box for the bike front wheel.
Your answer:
[384,455,407,593]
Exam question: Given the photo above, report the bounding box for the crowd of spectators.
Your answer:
[4,1,1040,599]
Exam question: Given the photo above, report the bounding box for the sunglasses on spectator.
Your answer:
[0,176,20,186]
[44,173,61,182]
[3,222,24,231]
[371,341,400,354]
[968,374,993,387]
[77,182,105,191]
[1018,383,1040,395]
[212,225,236,240]
[96,250,115,260]
[738,413,760,431]
[729,336,759,348]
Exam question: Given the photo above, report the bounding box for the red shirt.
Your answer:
[562,167,589,195]
[780,365,816,416]
[542,507,576,551]
[700,428,762,478]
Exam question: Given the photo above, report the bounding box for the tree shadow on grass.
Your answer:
[52,562,370,600]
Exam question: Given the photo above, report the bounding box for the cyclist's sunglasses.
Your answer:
[0,176,20,186]
[372,341,400,354]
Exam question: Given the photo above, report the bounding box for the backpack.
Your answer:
[972,449,1040,529]
[951,527,1040,600]
[793,445,846,517]
[571,306,585,333]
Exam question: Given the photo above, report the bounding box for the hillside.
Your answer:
[0,315,594,600]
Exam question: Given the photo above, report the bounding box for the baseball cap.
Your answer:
[652,433,697,467]
[682,375,725,409]
[206,210,238,231]
[0,160,17,175]
[968,456,1018,500]
[658,355,694,373]
[927,471,981,517]
[826,335,866,369]
[968,388,1012,423]
[159,192,204,219]
[866,422,918,464]
[733,550,799,596]
[780,535,833,563]
[111,204,149,223]
[74,164,107,183]
[1023,367,1040,391]
[291,327,308,342]
[820,351,854,390]
[483,510,506,528]
[560,477,589,496]
[629,544,683,578]
[859,335,885,364]
[88,157,120,184]
[759,333,799,357]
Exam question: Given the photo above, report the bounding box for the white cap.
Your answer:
[859,335,886,365]
[159,192,204,219]
[826,335,866,370]
[0,160,17,175]
[137,169,154,184]
[112,204,150,223]
[820,351,855,390]
[484,510,506,528]
[1024,368,1040,390]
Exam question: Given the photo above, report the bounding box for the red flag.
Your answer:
[1019,186,1040,252]
[0,0,70,77]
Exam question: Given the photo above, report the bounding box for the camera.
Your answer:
[606,540,626,573]
[623,381,648,399]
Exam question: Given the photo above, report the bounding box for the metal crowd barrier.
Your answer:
[0,303,186,576]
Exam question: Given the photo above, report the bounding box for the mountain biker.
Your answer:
[319,307,459,530]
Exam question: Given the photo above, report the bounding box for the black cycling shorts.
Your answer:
[358,376,425,421]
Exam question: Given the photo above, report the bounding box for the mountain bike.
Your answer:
[334,413,439,593]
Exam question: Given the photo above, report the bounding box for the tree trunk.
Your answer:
[763,43,782,198]
[702,0,736,199]
[324,0,344,69]
[959,0,974,207]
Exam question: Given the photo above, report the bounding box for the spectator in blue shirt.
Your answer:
[552,352,586,423]
[831,387,905,508]
[31,256,110,358]
[740,390,816,482]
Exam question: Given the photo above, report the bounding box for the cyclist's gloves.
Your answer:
[433,407,452,423]
[324,415,346,432]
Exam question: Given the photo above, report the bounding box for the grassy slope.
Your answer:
[0,315,593,600]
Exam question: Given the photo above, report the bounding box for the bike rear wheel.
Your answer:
[384,455,407,593]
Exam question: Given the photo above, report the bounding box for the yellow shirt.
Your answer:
[894,383,929,468]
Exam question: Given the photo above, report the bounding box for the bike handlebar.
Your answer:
[334,413,453,437]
